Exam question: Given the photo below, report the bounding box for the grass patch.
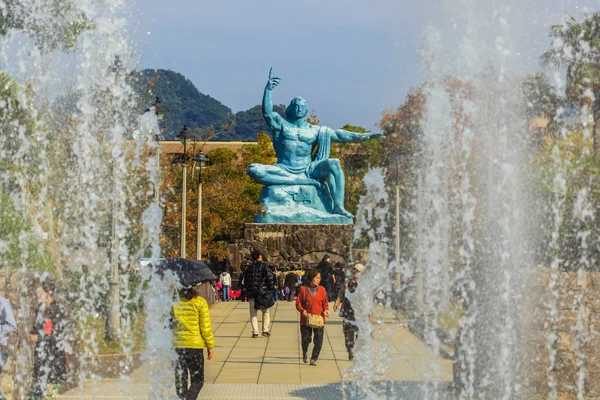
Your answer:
[79,313,147,355]
[436,303,463,332]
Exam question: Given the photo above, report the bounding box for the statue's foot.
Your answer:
[333,206,353,219]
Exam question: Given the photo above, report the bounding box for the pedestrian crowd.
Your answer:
[0,254,368,400]
[168,251,369,399]
[0,276,75,400]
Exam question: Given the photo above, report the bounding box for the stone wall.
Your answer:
[521,268,600,400]
[244,224,354,267]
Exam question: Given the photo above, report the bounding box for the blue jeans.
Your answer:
[323,283,332,300]
[273,288,279,302]
[222,285,230,301]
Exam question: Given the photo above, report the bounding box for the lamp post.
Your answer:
[192,151,209,260]
[106,98,165,341]
[144,97,165,202]
[395,158,401,289]
[177,125,194,258]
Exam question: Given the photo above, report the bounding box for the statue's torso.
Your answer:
[273,122,319,169]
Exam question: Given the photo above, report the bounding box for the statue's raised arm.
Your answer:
[262,68,283,133]
[330,128,384,143]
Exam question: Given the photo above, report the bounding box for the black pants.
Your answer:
[300,325,324,361]
[343,320,359,356]
[174,348,205,400]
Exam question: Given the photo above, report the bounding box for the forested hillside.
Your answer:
[130,69,284,141]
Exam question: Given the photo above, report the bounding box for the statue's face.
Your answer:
[287,97,308,120]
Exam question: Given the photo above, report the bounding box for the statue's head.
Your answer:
[286,97,308,120]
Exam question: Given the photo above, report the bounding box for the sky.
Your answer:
[130,0,600,131]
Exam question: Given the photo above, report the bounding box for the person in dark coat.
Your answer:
[244,250,275,338]
[29,277,73,399]
[284,268,298,302]
[332,262,345,301]
[316,255,336,301]
[333,263,370,361]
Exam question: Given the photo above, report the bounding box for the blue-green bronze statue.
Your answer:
[248,68,383,224]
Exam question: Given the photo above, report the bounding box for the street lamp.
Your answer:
[144,97,165,202]
[177,125,194,258]
[192,151,209,260]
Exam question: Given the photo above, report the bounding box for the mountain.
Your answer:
[130,69,284,141]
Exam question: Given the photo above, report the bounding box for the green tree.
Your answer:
[160,132,276,260]
[0,0,90,51]
[521,72,564,143]
[331,124,383,215]
[541,13,600,154]
[0,194,54,271]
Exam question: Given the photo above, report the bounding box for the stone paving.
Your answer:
[59,300,451,399]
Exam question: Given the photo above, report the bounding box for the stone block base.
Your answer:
[244,224,354,267]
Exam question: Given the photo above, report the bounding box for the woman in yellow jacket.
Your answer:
[172,285,215,400]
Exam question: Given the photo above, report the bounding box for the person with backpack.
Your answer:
[244,250,275,338]
[172,283,215,400]
[295,269,329,366]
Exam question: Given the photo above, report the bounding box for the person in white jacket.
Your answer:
[219,271,232,302]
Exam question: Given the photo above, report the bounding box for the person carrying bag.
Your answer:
[295,269,329,366]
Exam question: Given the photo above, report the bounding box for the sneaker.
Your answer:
[252,333,258,338]
[348,352,354,361]
[310,359,317,366]
[303,353,308,364]
[262,331,270,337]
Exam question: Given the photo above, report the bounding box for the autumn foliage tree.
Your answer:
[160,132,274,259]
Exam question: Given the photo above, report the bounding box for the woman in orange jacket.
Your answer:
[296,269,329,366]
[172,284,215,400]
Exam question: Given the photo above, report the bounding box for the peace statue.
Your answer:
[248,68,383,224]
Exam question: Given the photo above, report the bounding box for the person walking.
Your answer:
[333,263,367,361]
[317,255,336,301]
[278,267,287,300]
[239,264,247,302]
[332,262,345,301]
[172,283,215,400]
[219,270,232,302]
[296,269,329,366]
[272,266,279,302]
[0,295,16,400]
[284,267,298,302]
[244,250,275,338]
[30,278,72,399]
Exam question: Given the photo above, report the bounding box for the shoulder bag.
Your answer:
[302,287,324,329]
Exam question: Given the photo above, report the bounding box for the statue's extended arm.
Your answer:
[262,68,283,133]
[331,128,384,143]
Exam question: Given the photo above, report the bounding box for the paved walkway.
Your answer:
[59,301,451,399]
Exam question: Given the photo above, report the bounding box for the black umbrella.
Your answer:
[156,258,217,287]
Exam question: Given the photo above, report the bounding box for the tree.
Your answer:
[0,0,90,51]
[160,132,275,260]
[521,72,564,144]
[541,13,600,155]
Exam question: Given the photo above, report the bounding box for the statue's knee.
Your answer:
[248,164,261,179]
[330,158,342,170]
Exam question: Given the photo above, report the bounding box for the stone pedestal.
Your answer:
[244,224,354,267]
